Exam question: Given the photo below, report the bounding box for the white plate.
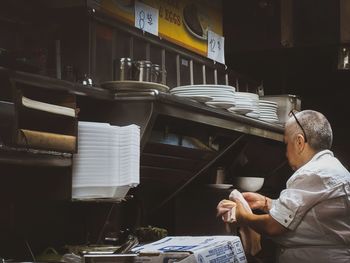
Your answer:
[259,100,278,105]
[259,106,278,110]
[245,112,260,118]
[210,98,236,102]
[260,112,278,116]
[227,107,253,115]
[260,118,279,122]
[234,103,254,107]
[174,94,213,102]
[259,101,278,105]
[230,105,256,109]
[259,102,278,106]
[260,115,278,119]
[171,90,235,95]
[205,101,236,109]
[210,99,236,103]
[259,109,277,112]
[234,92,259,98]
[260,108,278,112]
[172,84,235,90]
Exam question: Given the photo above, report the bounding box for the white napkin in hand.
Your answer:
[229,189,262,256]
[222,205,236,223]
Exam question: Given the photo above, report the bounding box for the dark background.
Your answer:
[0,0,349,260]
[223,0,350,168]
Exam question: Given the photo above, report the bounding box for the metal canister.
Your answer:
[151,64,161,83]
[134,60,152,82]
[119,57,133,81]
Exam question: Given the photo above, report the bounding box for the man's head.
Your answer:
[284,110,333,170]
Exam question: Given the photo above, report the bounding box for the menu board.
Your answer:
[100,0,223,56]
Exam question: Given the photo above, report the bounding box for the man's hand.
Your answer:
[217,199,252,224]
[217,199,235,216]
[216,199,236,223]
[234,199,251,224]
[242,192,266,210]
[218,196,287,236]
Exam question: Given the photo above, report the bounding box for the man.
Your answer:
[217,110,350,262]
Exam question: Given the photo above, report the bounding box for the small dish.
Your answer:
[206,184,233,189]
[232,177,264,192]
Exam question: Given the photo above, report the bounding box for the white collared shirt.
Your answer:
[269,150,350,262]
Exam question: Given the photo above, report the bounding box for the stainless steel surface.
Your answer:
[190,59,194,85]
[176,54,180,86]
[101,80,170,93]
[83,254,136,263]
[214,68,218,84]
[114,90,159,98]
[161,48,166,85]
[112,92,284,142]
[202,64,206,84]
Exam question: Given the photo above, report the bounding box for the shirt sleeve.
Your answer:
[269,170,332,230]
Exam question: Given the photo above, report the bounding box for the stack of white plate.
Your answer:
[170,85,236,108]
[258,100,279,123]
[72,121,140,200]
[228,92,260,118]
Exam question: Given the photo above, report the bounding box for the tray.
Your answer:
[100,80,170,93]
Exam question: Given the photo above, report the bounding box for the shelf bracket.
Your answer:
[150,133,247,215]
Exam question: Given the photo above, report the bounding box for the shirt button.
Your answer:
[284,219,288,223]
[289,215,292,218]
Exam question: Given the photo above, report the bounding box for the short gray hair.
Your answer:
[286,110,333,151]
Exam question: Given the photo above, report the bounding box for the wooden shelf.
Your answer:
[0,67,78,153]
[0,144,72,167]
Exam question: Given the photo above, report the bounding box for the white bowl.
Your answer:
[233,177,264,192]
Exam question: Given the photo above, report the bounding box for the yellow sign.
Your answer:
[100,0,223,56]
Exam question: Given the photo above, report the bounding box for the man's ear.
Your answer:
[296,134,306,151]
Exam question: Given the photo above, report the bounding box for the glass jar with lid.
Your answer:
[118,57,133,81]
[134,60,152,82]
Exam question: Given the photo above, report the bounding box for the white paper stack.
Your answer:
[72,121,140,200]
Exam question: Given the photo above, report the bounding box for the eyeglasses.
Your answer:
[289,110,308,143]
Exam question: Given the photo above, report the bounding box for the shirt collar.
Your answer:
[309,149,334,163]
[294,150,333,174]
